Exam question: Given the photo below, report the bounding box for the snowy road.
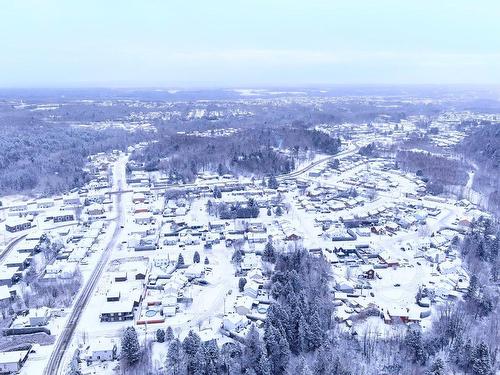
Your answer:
[43,156,128,375]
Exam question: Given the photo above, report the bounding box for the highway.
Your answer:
[43,159,127,375]
[0,234,28,263]
[279,142,359,180]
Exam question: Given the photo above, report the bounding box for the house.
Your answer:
[100,299,136,322]
[37,198,55,209]
[163,305,176,317]
[27,307,51,327]
[106,289,120,302]
[223,313,248,331]
[53,212,75,223]
[0,267,20,287]
[163,282,180,296]
[335,280,355,294]
[63,194,81,206]
[5,218,31,233]
[438,260,459,275]
[283,229,302,241]
[0,350,30,373]
[162,295,177,308]
[185,263,204,279]
[241,253,260,271]
[132,193,146,204]
[0,286,12,305]
[208,220,226,232]
[244,280,260,299]
[360,265,375,279]
[247,232,267,244]
[378,251,399,267]
[86,203,106,217]
[134,212,153,225]
[8,203,28,213]
[385,306,410,324]
[85,339,117,362]
[114,272,127,282]
[247,268,264,283]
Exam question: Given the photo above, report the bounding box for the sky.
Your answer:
[1,0,500,87]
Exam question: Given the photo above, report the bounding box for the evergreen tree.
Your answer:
[239,277,247,292]
[221,342,243,375]
[165,326,174,341]
[193,347,206,375]
[177,253,185,266]
[264,324,290,375]
[471,342,492,375]
[232,249,243,267]
[307,311,324,351]
[183,331,202,374]
[167,339,183,375]
[213,186,222,199]
[268,175,278,189]
[262,242,276,263]
[121,326,141,365]
[217,163,224,176]
[426,358,445,375]
[204,256,210,265]
[267,207,272,216]
[156,328,165,343]
[275,206,283,216]
[203,340,220,375]
[298,314,310,352]
[313,344,331,375]
[193,251,201,264]
[295,356,313,375]
[405,327,426,365]
[256,351,271,375]
[243,325,262,370]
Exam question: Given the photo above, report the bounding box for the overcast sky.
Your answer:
[1,0,500,87]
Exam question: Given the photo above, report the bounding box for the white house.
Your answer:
[27,306,51,327]
[85,338,117,362]
[244,280,260,299]
[235,296,254,315]
[185,263,204,279]
[0,350,29,373]
[223,313,248,331]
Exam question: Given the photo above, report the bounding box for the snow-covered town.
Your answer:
[0,94,498,375]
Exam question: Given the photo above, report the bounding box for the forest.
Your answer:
[395,150,469,195]
[0,104,149,196]
[130,127,342,183]
[458,123,500,215]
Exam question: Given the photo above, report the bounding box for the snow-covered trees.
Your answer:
[183,331,202,374]
[238,277,247,293]
[193,251,201,264]
[166,338,183,375]
[165,326,174,342]
[267,175,278,189]
[213,186,222,199]
[156,328,165,343]
[231,249,243,268]
[405,327,426,365]
[262,242,276,263]
[177,253,185,266]
[471,342,492,375]
[121,327,141,365]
